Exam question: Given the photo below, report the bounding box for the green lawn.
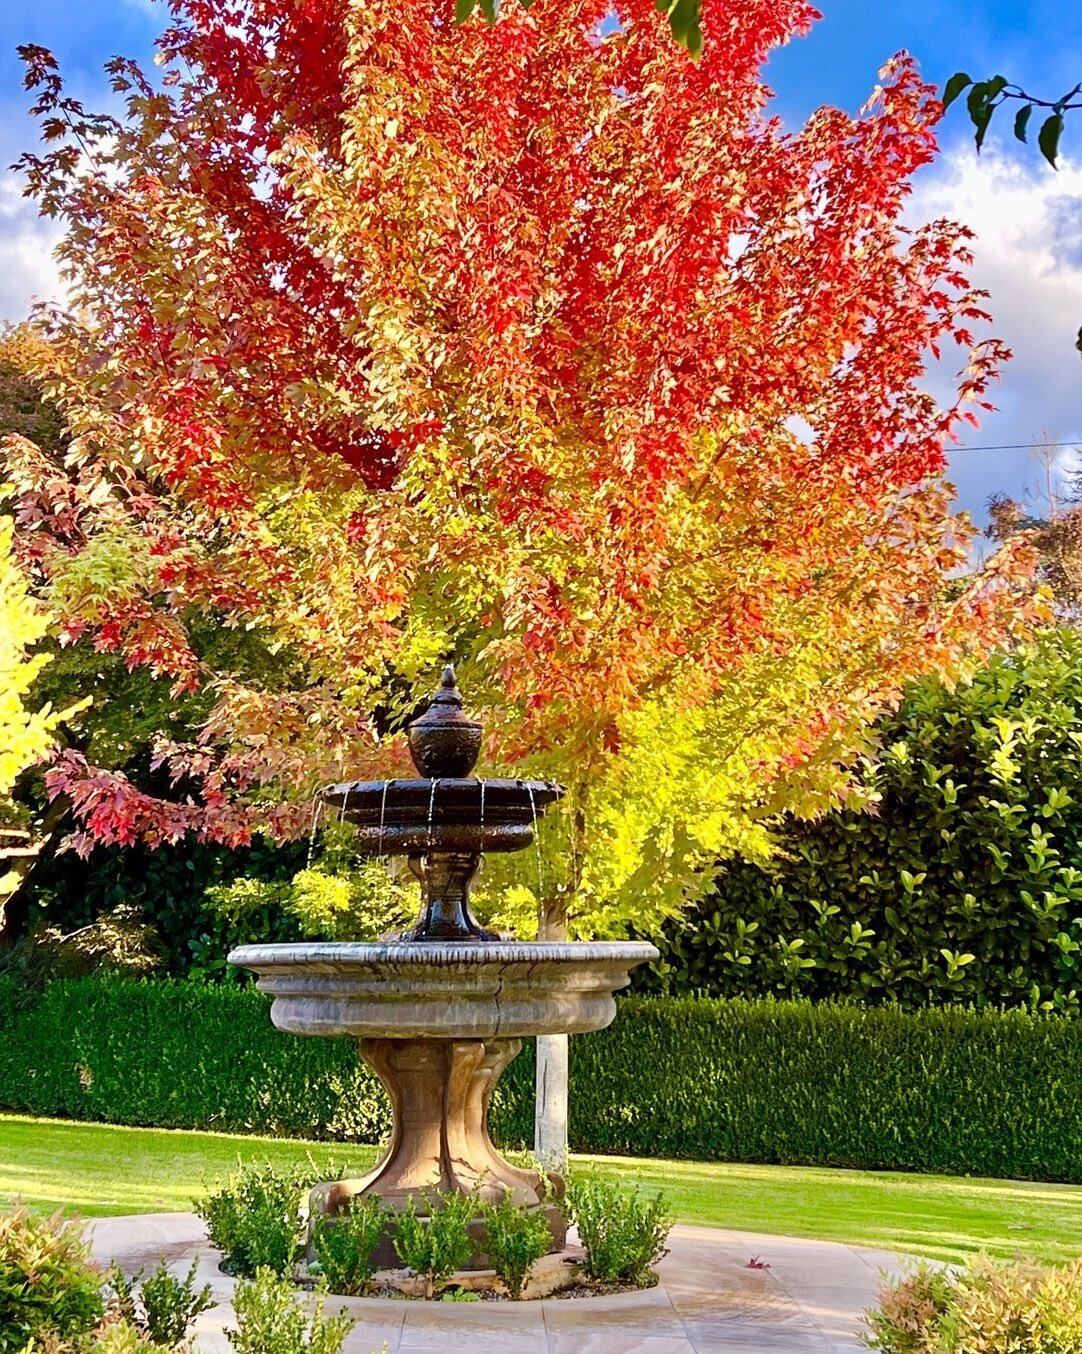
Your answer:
[3,1113,1080,1265]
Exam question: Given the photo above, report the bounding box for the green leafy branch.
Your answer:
[943,72,1082,167]
[454,0,703,59]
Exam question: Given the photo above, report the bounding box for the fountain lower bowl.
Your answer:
[228,940,658,1039]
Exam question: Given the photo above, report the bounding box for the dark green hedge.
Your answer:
[1,978,1079,1182]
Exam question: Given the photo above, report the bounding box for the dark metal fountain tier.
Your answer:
[321,666,563,943]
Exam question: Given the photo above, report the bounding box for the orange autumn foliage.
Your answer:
[4,0,1042,932]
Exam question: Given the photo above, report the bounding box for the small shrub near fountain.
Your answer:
[566,1178,672,1287]
[392,1191,476,1299]
[196,1162,320,1277]
[864,1256,1082,1352]
[309,1197,386,1296]
[197,1161,673,1302]
[227,1268,355,1354]
[481,1192,553,1299]
[111,1259,213,1349]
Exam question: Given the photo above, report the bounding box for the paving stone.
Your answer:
[546,1335,696,1354]
[399,1300,548,1352]
[86,1212,902,1354]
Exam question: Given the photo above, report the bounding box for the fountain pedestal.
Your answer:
[310,1036,567,1266]
[228,940,655,1265]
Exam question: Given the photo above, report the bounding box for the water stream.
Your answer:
[527,782,544,904]
[427,778,438,848]
[378,780,391,858]
[306,794,324,869]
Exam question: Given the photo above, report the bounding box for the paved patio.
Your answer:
[90,1213,905,1354]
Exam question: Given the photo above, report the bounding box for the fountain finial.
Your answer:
[407,664,483,778]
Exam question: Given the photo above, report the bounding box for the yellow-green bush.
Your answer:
[866,1256,1082,1352]
[0,1208,103,1354]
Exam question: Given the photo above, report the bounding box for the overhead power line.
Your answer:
[949,441,1081,454]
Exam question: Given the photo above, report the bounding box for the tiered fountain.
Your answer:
[229,667,656,1266]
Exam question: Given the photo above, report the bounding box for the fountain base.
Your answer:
[229,940,658,1266]
[309,1035,566,1268]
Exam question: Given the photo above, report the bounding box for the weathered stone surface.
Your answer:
[309,1034,568,1268]
[228,940,658,1039]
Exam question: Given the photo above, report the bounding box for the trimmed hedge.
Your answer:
[0,978,1079,1182]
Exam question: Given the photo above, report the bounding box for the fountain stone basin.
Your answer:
[228,940,657,1040]
[228,938,657,1266]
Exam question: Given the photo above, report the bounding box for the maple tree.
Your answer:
[5,0,1042,943]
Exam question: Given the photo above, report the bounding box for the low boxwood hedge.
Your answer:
[0,977,1078,1182]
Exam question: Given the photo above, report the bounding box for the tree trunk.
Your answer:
[0,797,70,948]
[534,898,569,1168]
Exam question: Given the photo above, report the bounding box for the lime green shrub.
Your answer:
[865,1255,1082,1352]
[91,1320,172,1354]
[204,821,415,945]
[565,1178,671,1285]
[652,629,1082,1012]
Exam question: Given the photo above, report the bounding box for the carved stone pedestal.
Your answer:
[310,1036,565,1269]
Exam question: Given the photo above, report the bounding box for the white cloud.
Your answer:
[908,141,1082,518]
[0,173,65,322]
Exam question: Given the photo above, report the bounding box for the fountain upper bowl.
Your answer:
[320,777,563,855]
[228,940,658,1039]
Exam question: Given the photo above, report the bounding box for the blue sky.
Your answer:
[1,0,1080,523]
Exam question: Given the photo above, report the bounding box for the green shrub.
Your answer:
[0,907,164,995]
[2,979,1080,1182]
[565,1178,671,1286]
[227,1268,354,1354]
[92,1319,172,1353]
[650,629,1082,1014]
[0,1207,104,1353]
[864,1256,1082,1352]
[310,1197,386,1296]
[392,1193,475,1298]
[481,1193,551,1299]
[136,1259,213,1349]
[195,1164,310,1277]
[564,997,1082,1180]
